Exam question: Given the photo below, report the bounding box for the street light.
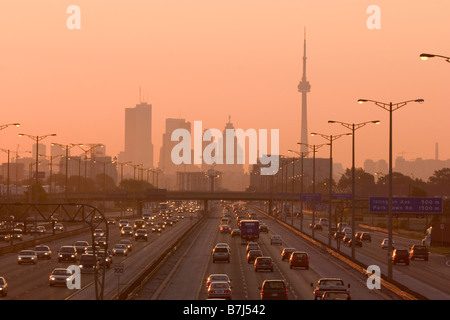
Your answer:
[0,123,20,131]
[77,144,104,189]
[297,142,329,240]
[420,53,450,63]
[357,98,424,281]
[328,120,379,259]
[51,143,78,198]
[19,133,57,201]
[310,132,351,247]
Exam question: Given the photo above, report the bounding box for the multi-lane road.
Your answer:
[0,204,449,300]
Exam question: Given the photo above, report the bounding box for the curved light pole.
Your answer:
[0,123,20,131]
[310,132,352,247]
[77,144,104,189]
[297,142,329,240]
[420,53,450,63]
[19,133,57,201]
[328,120,380,259]
[357,98,424,280]
[0,148,11,200]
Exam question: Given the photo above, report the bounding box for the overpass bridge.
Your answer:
[47,189,305,215]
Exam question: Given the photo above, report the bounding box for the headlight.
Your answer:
[50,276,55,280]
[71,255,75,258]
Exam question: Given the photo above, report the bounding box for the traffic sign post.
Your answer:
[114,263,124,299]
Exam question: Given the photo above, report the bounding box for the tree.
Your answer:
[337,168,375,197]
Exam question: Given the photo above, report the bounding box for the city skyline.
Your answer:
[0,1,449,173]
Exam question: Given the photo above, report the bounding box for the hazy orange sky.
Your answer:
[0,1,449,175]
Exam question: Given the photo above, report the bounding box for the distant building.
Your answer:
[119,101,154,169]
[395,156,450,181]
[176,171,222,192]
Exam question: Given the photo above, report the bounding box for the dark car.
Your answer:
[409,245,428,261]
[74,241,89,254]
[254,257,273,272]
[281,248,296,261]
[259,280,288,300]
[347,238,363,247]
[96,249,113,268]
[334,231,344,240]
[231,229,241,237]
[360,232,372,242]
[34,245,52,260]
[259,224,269,233]
[121,226,133,237]
[78,254,99,273]
[212,247,231,263]
[135,229,148,241]
[289,251,309,269]
[392,249,409,265]
[58,246,78,263]
[247,249,263,264]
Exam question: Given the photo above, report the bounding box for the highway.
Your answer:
[0,204,449,300]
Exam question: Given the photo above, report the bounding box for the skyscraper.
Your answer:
[297,29,311,155]
[121,101,154,168]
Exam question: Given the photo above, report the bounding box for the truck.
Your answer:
[159,202,169,215]
[422,222,450,247]
[240,220,259,244]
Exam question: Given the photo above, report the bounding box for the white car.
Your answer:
[270,235,283,245]
[18,250,37,264]
[206,274,231,288]
[207,282,232,300]
[381,238,394,249]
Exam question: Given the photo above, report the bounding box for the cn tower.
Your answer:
[297,28,311,155]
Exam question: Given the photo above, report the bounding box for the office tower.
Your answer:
[297,28,311,155]
[159,118,192,175]
[123,101,154,168]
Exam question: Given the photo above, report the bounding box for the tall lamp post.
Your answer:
[328,120,380,259]
[51,143,78,198]
[0,148,11,200]
[297,142,329,240]
[77,144,104,189]
[19,133,57,201]
[310,132,351,247]
[357,98,424,280]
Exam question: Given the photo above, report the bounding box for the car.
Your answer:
[409,245,428,261]
[133,220,146,230]
[311,278,350,300]
[313,223,323,230]
[334,230,344,240]
[151,225,162,233]
[207,282,232,300]
[96,249,113,268]
[392,249,409,265]
[119,219,130,229]
[205,274,231,288]
[347,238,362,247]
[270,235,282,245]
[0,231,11,241]
[321,291,351,300]
[112,244,128,256]
[58,246,78,263]
[0,277,8,297]
[381,238,394,249]
[289,251,309,269]
[220,225,231,233]
[254,256,273,272]
[212,247,231,263]
[231,229,241,237]
[48,268,72,287]
[119,239,133,251]
[78,254,99,273]
[259,280,288,300]
[342,234,352,243]
[11,229,23,241]
[319,218,329,227]
[246,242,260,253]
[135,229,148,241]
[94,237,107,248]
[360,232,372,242]
[281,248,296,261]
[34,245,52,259]
[247,249,263,264]
[53,223,64,232]
[93,229,105,237]
[121,226,133,237]
[18,250,37,264]
[259,224,269,233]
[214,243,231,253]
[37,226,46,234]
[107,218,116,225]
[74,241,89,254]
